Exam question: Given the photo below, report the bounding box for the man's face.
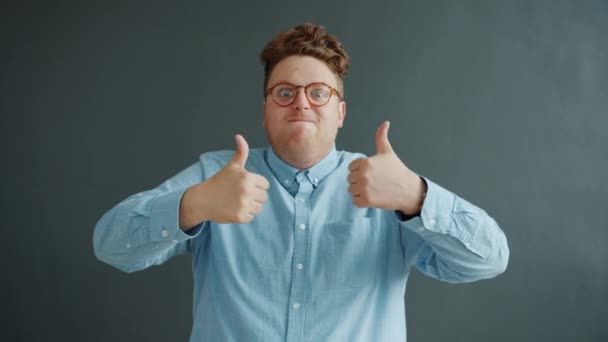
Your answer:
[263,55,346,162]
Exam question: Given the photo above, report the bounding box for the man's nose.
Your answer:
[292,88,310,110]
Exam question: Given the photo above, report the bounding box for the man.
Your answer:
[94,23,509,341]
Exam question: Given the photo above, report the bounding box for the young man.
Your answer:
[94,23,509,341]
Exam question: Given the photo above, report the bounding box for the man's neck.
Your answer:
[272,145,333,170]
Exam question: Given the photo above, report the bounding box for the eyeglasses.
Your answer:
[264,82,342,107]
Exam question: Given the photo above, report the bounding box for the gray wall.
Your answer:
[2,1,607,341]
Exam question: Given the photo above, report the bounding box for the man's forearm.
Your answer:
[179,183,210,231]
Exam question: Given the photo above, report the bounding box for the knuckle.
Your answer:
[359,177,369,186]
[236,169,248,179]
[360,193,370,203]
[236,212,250,224]
[230,212,242,223]
[347,184,355,194]
[238,182,249,194]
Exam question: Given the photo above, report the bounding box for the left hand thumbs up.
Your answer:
[375,121,394,154]
[347,121,426,215]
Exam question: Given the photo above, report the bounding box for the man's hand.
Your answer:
[179,135,270,229]
[347,121,426,216]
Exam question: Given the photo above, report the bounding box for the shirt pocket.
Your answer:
[318,218,379,290]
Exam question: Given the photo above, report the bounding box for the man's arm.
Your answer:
[93,135,270,273]
[347,121,508,282]
[398,177,509,283]
[93,162,206,273]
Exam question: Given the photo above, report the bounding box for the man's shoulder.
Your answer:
[337,149,368,164]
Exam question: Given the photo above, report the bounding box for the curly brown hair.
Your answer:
[260,23,350,98]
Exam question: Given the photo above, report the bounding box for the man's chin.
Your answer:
[283,127,315,142]
[291,133,316,146]
[272,135,314,152]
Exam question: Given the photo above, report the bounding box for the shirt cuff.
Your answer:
[398,176,457,236]
[149,188,205,242]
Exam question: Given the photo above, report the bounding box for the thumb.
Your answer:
[231,134,249,167]
[375,121,393,154]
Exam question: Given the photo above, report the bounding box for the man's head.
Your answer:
[260,23,350,169]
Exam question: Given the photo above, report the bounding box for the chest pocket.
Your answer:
[318,218,381,290]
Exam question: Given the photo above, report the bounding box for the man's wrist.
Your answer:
[399,175,427,217]
[180,183,210,231]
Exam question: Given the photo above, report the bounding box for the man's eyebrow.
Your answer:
[270,81,295,86]
[270,80,335,87]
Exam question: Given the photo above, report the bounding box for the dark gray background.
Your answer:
[2,0,607,341]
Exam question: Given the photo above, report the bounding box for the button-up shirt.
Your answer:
[93,145,509,341]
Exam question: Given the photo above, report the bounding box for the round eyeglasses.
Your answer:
[264,82,342,107]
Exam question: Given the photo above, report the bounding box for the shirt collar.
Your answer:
[265,145,340,188]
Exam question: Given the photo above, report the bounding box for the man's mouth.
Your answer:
[288,119,314,123]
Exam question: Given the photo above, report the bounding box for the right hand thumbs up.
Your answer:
[230,134,249,168]
[179,134,270,229]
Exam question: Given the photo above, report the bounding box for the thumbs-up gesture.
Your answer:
[179,135,270,229]
[347,121,426,215]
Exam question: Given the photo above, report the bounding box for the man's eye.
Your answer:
[311,89,328,99]
[278,88,294,97]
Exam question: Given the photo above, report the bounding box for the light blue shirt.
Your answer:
[93,146,509,341]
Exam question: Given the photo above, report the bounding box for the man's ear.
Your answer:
[338,101,346,128]
[262,101,267,128]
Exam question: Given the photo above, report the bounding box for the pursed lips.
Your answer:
[287,118,315,123]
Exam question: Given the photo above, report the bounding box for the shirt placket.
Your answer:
[285,171,313,342]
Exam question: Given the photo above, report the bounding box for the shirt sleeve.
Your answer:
[93,161,207,273]
[397,177,510,283]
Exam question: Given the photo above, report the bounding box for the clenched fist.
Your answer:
[347,121,426,216]
[179,135,270,229]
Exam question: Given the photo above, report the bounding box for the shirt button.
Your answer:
[293,303,300,310]
[284,179,290,184]
[296,263,303,270]
[313,178,319,184]
[299,224,306,230]
[161,229,169,238]
[126,243,131,249]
